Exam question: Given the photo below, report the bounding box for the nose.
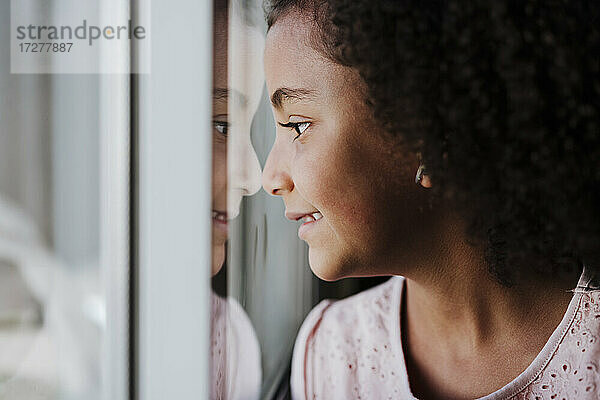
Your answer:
[262,139,293,196]
[242,145,262,196]
[231,138,262,196]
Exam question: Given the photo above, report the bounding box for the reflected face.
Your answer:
[262,12,424,281]
[211,11,264,276]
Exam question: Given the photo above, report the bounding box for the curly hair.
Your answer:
[265,0,600,286]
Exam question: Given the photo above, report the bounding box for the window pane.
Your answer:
[0,1,129,398]
[214,1,316,398]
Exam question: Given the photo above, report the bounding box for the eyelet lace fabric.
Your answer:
[513,290,600,400]
[211,292,228,400]
[290,271,600,400]
[210,292,262,400]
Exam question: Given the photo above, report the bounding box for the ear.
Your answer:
[415,165,432,188]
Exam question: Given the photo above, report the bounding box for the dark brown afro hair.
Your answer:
[265,0,600,286]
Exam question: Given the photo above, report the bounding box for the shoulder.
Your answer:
[210,292,262,400]
[226,297,262,400]
[290,299,333,400]
[565,289,600,364]
[306,276,401,328]
[290,276,403,400]
[292,276,401,354]
[518,290,600,400]
[563,278,600,369]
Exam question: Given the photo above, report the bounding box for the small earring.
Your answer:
[415,165,427,185]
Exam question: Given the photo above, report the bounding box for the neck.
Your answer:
[395,210,577,354]
[384,210,580,398]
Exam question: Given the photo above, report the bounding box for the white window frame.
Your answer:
[136,0,213,399]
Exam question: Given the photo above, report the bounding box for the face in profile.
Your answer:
[211,8,264,276]
[262,11,431,281]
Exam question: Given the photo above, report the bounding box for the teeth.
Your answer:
[301,214,315,223]
[300,212,323,224]
[212,211,227,221]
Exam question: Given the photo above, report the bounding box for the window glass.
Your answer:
[214,1,316,398]
[0,1,129,398]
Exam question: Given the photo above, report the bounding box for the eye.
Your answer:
[295,122,310,136]
[213,121,229,136]
[278,121,311,141]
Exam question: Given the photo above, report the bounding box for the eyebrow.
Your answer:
[270,87,316,109]
[213,88,248,108]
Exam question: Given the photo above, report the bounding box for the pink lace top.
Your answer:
[291,269,600,399]
[211,291,262,400]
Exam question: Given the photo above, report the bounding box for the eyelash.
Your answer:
[278,121,311,141]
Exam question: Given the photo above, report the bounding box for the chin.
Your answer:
[212,243,226,277]
[308,247,353,282]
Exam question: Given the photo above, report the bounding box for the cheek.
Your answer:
[293,134,380,242]
[212,141,228,195]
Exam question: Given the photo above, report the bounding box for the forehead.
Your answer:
[265,10,315,58]
[213,9,265,114]
[264,12,347,99]
[212,12,228,88]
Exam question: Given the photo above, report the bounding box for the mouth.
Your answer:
[286,211,323,240]
[298,212,323,224]
[212,210,229,233]
[212,210,228,222]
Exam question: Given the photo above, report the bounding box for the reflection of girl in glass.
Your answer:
[210,1,263,399]
[262,1,600,399]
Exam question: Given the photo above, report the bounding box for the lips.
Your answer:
[212,210,228,222]
[212,210,228,240]
[285,210,323,222]
[284,210,324,240]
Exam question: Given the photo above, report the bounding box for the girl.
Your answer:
[261,1,600,399]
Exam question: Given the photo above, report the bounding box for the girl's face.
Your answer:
[211,12,264,276]
[262,12,430,281]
